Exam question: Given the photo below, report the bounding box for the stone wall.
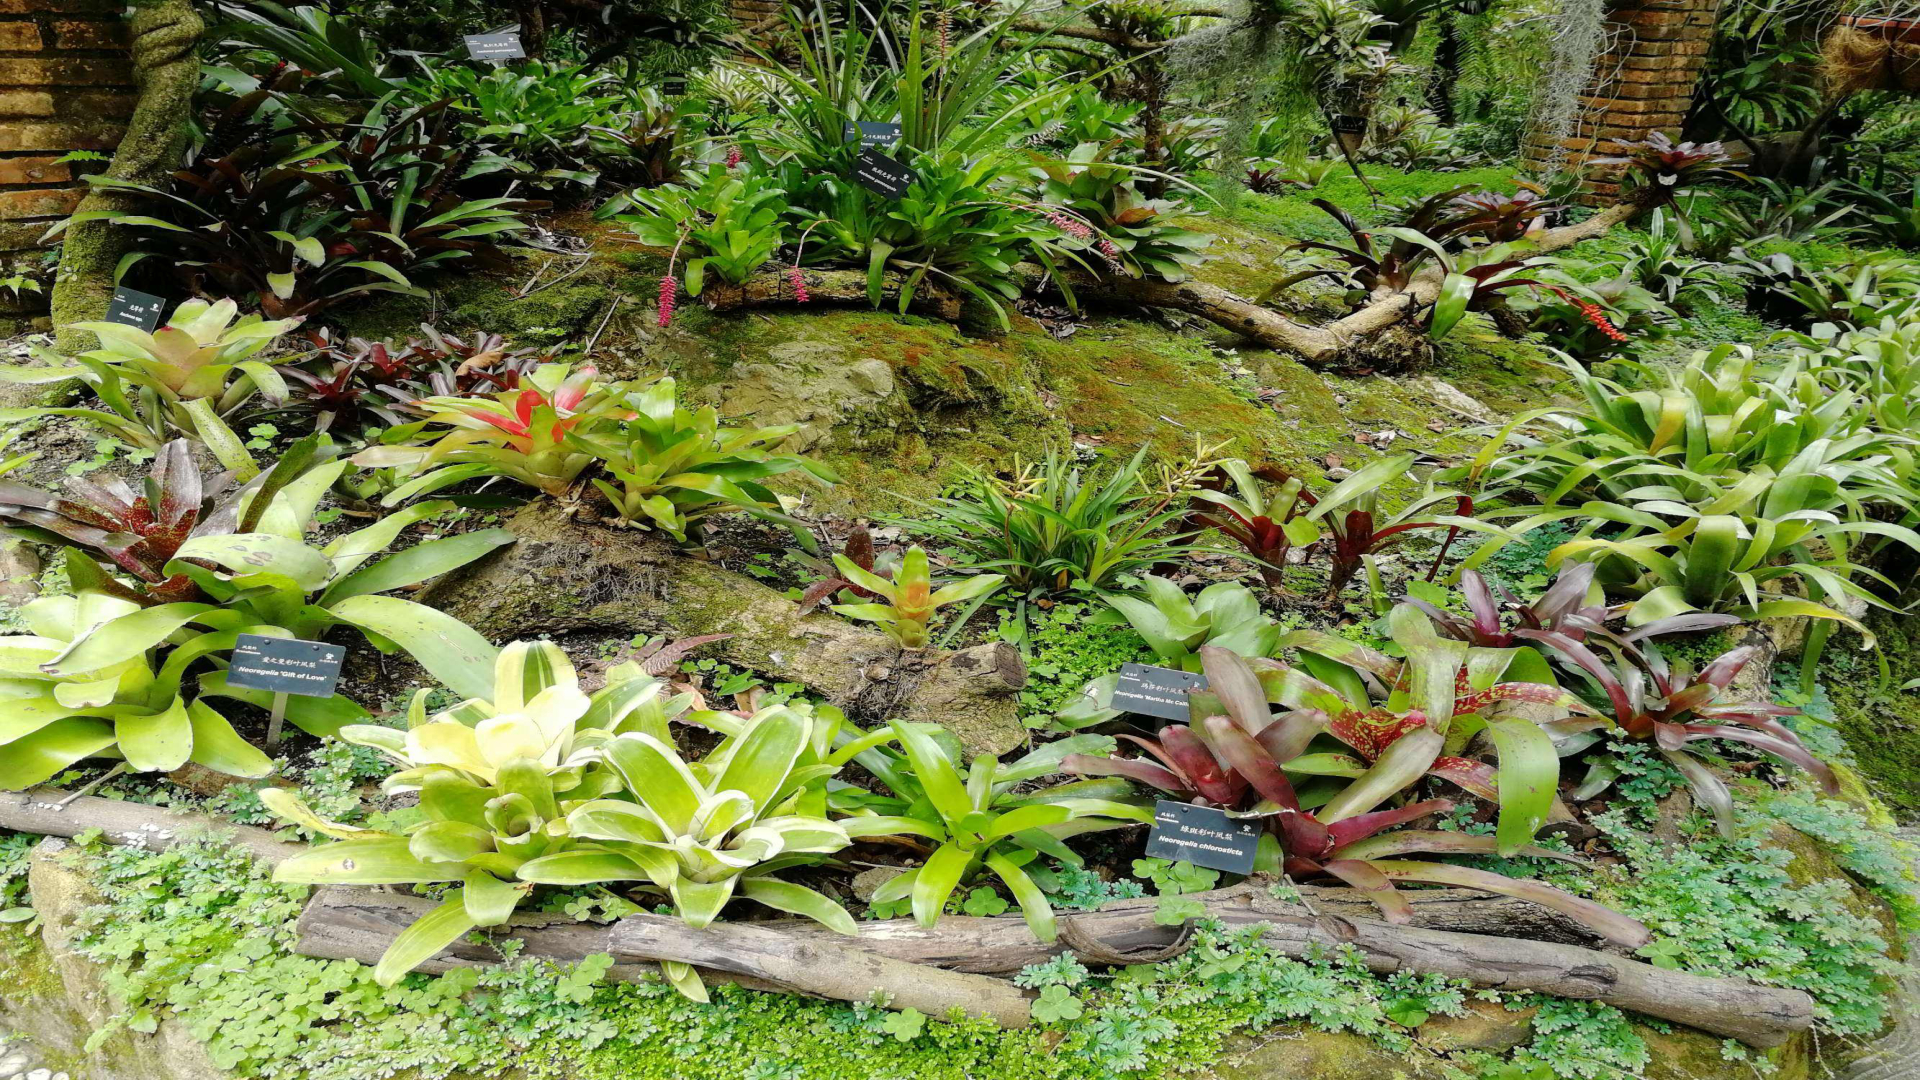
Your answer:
[0,0,132,331]
[1524,0,1722,201]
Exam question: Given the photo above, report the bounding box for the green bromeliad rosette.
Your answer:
[262,640,688,984]
[265,641,871,1000]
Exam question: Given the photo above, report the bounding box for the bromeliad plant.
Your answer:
[356,363,627,502]
[0,436,339,605]
[840,721,1152,941]
[0,591,276,791]
[1272,606,1600,854]
[1404,562,1741,650]
[60,94,542,318]
[262,640,687,986]
[611,163,791,293]
[1520,631,1841,836]
[1460,346,1920,634]
[892,442,1217,597]
[0,299,297,474]
[1029,142,1212,282]
[1187,458,1315,590]
[1291,453,1489,604]
[36,496,511,756]
[1063,647,1648,947]
[362,370,836,541]
[829,545,1004,649]
[517,706,865,998]
[1053,576,1282,730]
[563,377,837,544]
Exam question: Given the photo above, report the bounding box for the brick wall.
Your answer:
[1524,0,1721,201]
[0,0,133,329]
[727,0,784,49]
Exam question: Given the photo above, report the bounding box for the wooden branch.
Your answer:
[0,788,302,865]
[11,785,1812,1044]
[699,269,961,320]
[607,909,1034,1025]
[1039,197,1652,365]
[294,880,1813,1047]
[300,887,1033,1025]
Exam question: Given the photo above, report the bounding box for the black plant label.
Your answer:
[850,148,915,199]
[1111,662,1208,721]
[105,286,165,333]
[1145,800,1260,875]
[464,32,526,60]
[227,634,346,698]
[843,121,902,150]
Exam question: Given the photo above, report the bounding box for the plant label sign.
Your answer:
[851,148,915,199]
[227,634,346,698]
[463,32,526,61]
[1145,800,1260,875]
[843,121,902,149]
[105,286,166,333]
[1111,662,1207,721]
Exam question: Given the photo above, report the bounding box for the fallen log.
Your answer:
[699,269,961,321]
[6,790,1814,1044]
[302,886,1033,1025]
[294,880,1813,1047]
[0,788,301,864]
[8,790,1569,940]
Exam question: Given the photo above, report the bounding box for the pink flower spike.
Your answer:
[658,276,678,328]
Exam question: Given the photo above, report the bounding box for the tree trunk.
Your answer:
[49,0,201,354]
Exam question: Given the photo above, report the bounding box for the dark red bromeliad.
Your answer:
[1063,647,1649,946]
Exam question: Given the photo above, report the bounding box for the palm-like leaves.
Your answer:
[841,722,1151,941]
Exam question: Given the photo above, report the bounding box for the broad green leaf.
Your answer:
[329,594,498,700]
[172,534,333,592]
[1484,717,1558,855]
[911,842,974,929]
[114,697,193,773]
[321,529,514,605]
[737,877,857,934]
[274,837,456,886]
[42,602,213,676]
[374,892,478,986]
[0,718,116,790]
[185,701,274,778]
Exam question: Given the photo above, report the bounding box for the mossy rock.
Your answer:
[1214,1028,1455,1080]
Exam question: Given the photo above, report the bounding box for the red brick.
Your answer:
[0,120,122,151]
[0,155,66,184]
[0,0,119,12]
[0,20,39,50]
[0,57,127,85]
[69,90,135,117]
[0,88,50,116]
[0,220,48,250]
[52,19,125,50]
[0,186,80,220]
